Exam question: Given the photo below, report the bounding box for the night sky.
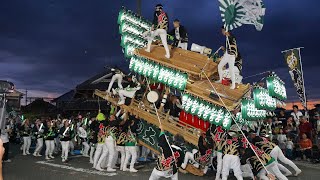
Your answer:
[0,0,319,104]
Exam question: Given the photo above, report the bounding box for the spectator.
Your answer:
[286,137,294,160]
[315,112,320,148]
[277,128,287,153]
[285,116,297,136]
[296,133,312,161]
[277,110,287,127]
[0,123,11,162]
[291,105,303,126]
[299,116,312,139]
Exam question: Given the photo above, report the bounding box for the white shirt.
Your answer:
[291,111,303,126]
[175,27,180,40]
[277,134,287,143]
[286,141,294,150]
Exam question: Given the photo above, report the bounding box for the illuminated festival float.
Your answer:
[94,2,287,176]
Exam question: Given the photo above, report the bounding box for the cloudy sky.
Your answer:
[0,0,319,105]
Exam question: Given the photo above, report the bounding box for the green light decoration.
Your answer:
[117,9,152,30]
[253,87,277,110]
[119,20,146,36]
[235,112,246,125]
[123,42,140,58]
[266,76,287,101]
[129,56,188,90]
[120,32,146,48]
[241,99,266,120]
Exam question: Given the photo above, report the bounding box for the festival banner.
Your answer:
[282,48,307,109]
[136,119,161,152]
[241,99,266,120]
[253,87,277,110]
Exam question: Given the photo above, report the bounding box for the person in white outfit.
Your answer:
[44,121,56,160]
[33,120,44,157]
[93,112,109,171]
[123,119,138,172]
[113,75,141,105]
[216,26,240,89]
[20,119,32,156]
[107,68,124,94]
[168,19,188,50]
[60,120,72,162]
[78,124,90,157]
[144,4,170,59]
[1,123,12,162]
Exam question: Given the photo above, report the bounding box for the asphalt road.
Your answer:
[2,144,320,180]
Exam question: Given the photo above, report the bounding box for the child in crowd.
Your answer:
[286,137,294,160]
[277,129,287,153]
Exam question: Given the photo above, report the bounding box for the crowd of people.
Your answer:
[263,105,320,163]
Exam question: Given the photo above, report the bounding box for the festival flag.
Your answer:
[282,48,307,109]
[218,0,266,31]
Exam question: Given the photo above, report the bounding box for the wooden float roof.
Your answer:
[134,45,218,79]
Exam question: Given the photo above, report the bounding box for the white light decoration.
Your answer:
[266,76,287,101]
[253,87,277,110]
[241,99,266,120]
[119,21,145,36]
[118,9,152,30]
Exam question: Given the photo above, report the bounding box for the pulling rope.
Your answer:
[199,69,271,174]
[243,71,271,80]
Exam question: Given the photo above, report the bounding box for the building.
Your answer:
[6,90,24,111]
[53,68,127,114]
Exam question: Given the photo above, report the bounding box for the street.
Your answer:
[2,144,320,180]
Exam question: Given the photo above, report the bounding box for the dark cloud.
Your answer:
[0,0,319,102]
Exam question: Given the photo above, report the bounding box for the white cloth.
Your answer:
[218,52,236,88]
[90,143,96,163]
[105,136,115,168]
[116,146,126,170]
[61,141,70,160]
[95,144,108,169]
[124,146,137,170]
[107,74,124,92]
[264,162,288,180]
[0,130,9,143]
[34,138,44,154]
[215,151,223,180]
[241,164,254,179]
[93,143,104,168]
[291,111,303,126]
[270,146,300,173]
[23,136,31,154]
[146,29,170,58]
[82,141,90,156]
[181,150,199,169]
[221,154,243,180]
[78,127,87,139]
[45,140,55,156]
[177,42,187,50]
[286,141,293,150]
[149,168,178,180]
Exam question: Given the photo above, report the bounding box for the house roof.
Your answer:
[76,67,128,91]
[7,90,24,98]
[52,90,75,102]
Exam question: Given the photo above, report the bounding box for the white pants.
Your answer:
[23,136,31,154]
[141,146,150,159]
[90,143,96,163]
[54,137,60,152]
[149,168,178,180]
[218,52,236,87]
[270,146,300,173]
[105,136,115,168]
[146,29,170,58]
[61,141,70,160]
[216,151,223,180]
[177,42,187,50]
[241,164,254,179]
[118,89,137,104]
[261,162,288,180]
[116,146,126,170]
[277,163,292,175]
[107,74,123,92]
[222,154,243,180]
[34,138,44,154]
[82,141,90,156]
[181,150,199,169]
[69,141,74,153]
[94,143,108,169]
[124,146,137,170]
[45,140,55,156]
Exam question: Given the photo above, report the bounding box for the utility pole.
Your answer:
[137,0,141,15]
[25,89,27,105]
